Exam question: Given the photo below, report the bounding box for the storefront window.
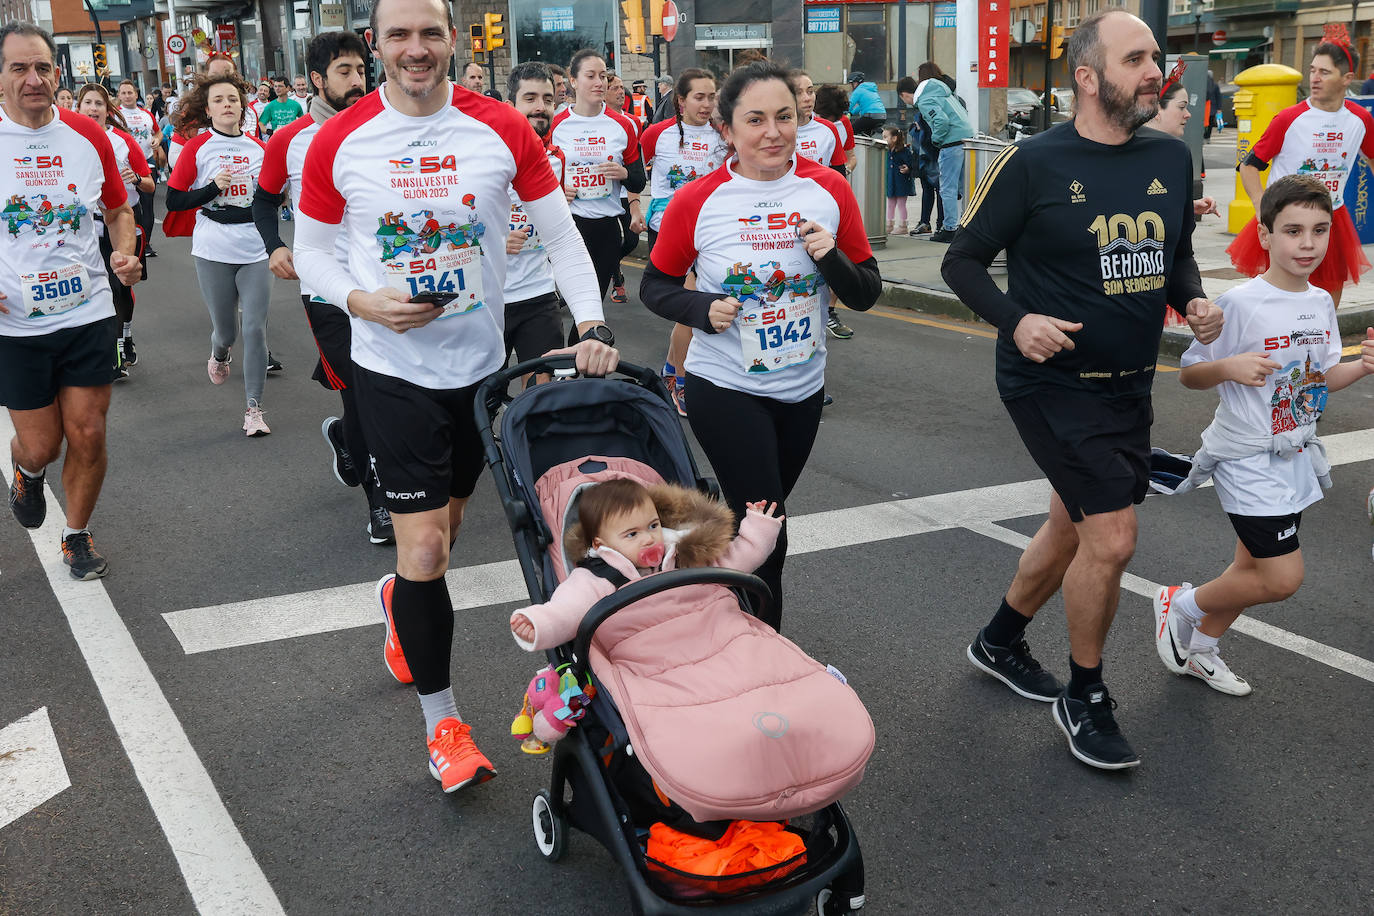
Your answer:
[846,6,887,81]
[510,0,620,72]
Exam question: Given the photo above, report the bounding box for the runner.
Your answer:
[1229,40,1374,306]
[640,59,881,629]
[551,49,645,304]
[54,86,73,110]
[814,84,857,173]
[165,73,273,437]
[502,61,569,373]
[76,83,152,379]
[640,67,728,417]
[292,0,617,795]
[941,9,1223,770]
[548,64,569,114]
[117,79,162,263]
[259,77,304,140]
[253,31,392,541]
[2,22,142,579]
[249,81,272,125]
[292,74,312,105]
[604,71,643,305]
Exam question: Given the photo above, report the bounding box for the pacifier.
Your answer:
[637,543,666,567]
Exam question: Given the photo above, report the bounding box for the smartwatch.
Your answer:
[579,324,615,346]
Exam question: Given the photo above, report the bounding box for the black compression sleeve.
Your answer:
[623,158,647,193]
[1241,151,1269,171]
[830,163,848,178]
[640,261,720,332]
[817,250,880,311]
[165,183,220,211]
[940,230,1027,336]
[252,185,286,254]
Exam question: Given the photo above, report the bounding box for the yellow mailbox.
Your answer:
[1228,63,1303,234]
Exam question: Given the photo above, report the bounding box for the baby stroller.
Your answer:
[475,356,868,916]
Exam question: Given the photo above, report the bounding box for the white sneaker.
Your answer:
[243,400,271,437]
[1152,585,1192,675]
[1186,647,1252,696]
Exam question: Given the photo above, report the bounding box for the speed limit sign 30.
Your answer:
[167,34,187,55]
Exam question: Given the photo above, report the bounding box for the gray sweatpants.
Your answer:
[194,257,271,407]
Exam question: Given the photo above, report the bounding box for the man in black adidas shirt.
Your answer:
[941,8,1223,771]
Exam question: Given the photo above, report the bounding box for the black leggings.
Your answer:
[617,198,639,268]
[98,220,137,324]
[573,214,623,299]
[685,374,825,631]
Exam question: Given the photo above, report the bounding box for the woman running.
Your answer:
[76,83,152,378]
[165,73,272,437]
[639,68,728,416]
[604,71,643,304]
[640,60,881,628]
[551,48,646,304]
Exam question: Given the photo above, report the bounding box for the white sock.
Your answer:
[1188,630,1219,655]
[419,688,460,738]
[61,526,88,539]
[17,464,44,479]
[1173,586,1204,625]
[122,322,132,337]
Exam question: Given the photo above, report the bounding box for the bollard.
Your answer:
[1228,63,1303,234]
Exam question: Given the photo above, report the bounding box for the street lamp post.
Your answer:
[1192,0,1203,53]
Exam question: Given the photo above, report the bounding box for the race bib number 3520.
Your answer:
[568,163,611,200]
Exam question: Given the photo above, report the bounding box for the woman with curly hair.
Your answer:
[166,73,273,436]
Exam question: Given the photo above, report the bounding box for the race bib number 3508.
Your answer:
[21,263,91,319]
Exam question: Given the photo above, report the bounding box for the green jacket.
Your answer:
[914,78,972,147]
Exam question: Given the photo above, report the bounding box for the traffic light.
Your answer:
[621,0,646,54]
[483,12,505,51]
[92,43,108,74]
[648,0,665,36]
[470,24,485,63]
[1049,25,1065,59]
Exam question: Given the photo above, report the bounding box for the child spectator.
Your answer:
[884,125,915,236]
[1154,175,1374,695]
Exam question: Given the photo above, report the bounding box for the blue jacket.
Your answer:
[914,78,972,147]
[849,82,887,118]
[886,147,916,198]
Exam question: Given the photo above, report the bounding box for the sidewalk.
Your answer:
[873,128,1374,357]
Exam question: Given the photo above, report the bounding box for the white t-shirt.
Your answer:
[257,112,347,300]
[649,155,874,402]
[168,128,267,264]
[1180,275,1342,515]
[106,125,149,206]
[296,83,564,389]
[550,104,641,219]
[1251,100,1374,210]
[0,106,127,336]
[795,116,847,169]
[119,105,158,162]
[639,119,729,232]
[505,145,565,304]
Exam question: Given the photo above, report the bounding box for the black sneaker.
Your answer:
[61,531,109,580]
[826,310,854,339]
[822,393,834,407]
[267,353,284,372]
[321,416,359,488]
[368,505,395,545]
[930,228,957,243]
[967,629,1063,701]
[9,465,46,528]
[1052,684,1140,770]
[122,336,138,367]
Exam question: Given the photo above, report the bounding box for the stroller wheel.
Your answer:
[531,789,567,862]
[817,887,862,915]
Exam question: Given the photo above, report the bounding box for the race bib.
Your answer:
[384,246,486,319]
[509,206,541,251]
[568,163,611,200]
[737,292,822,374]
[21,262,91,319]
[212,155,254,209]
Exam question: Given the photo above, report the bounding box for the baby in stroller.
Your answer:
[509,477,782,749]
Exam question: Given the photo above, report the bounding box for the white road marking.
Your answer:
[1,423,284,915]
[0,708,70,830]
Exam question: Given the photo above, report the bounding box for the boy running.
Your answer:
[1156,175,1374,694]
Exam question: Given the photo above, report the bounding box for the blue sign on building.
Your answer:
[806,8,840,33]
[540,6,574,31]
[934,2,956,28]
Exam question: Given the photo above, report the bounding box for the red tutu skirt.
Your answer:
[1226,205,1371,298]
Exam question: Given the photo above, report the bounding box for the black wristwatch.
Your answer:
[579,324,615,346]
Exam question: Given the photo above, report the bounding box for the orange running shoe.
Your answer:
[376,574,413,684]
[427,718,497,793]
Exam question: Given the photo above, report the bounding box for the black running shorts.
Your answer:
[352,364,486,513]
[302,295,354,392]
[1003,390,1152,523]
[504,292,564,366]
[1227,512,1302,558]
[0,316,118,410]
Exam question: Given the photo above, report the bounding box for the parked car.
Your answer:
[1006,88,1070,125]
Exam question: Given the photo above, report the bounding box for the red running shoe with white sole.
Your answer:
[376,574,413,684]
[428,718,496,792]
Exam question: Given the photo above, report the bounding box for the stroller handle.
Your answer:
[571,568,775,681]
[474,355,662,428]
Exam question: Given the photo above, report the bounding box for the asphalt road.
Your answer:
[3,217,1373,916]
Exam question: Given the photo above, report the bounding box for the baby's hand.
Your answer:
[511,613,535,642]
[746,500,784,521]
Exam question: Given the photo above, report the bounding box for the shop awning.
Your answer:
[1210,39,1264,55]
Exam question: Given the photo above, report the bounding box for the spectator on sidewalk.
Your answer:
[914,61,971,242]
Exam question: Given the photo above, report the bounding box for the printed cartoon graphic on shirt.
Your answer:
[375,191,486,317]
[4,190,89,238]
[5,173,93,317]
[666,163,700,189]
[1266,330,1331,433]
[1090,207,1167,297]
[1295,141,1350,197]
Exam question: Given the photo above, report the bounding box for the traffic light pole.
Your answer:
[81,0,109,86]
[1042,0,1054,130]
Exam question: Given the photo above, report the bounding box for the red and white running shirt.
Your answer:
[105,125,150,205]
[834,114,856,154]
[550,104,641,219]
[258,113,348,300]
[795,116,847,169]
[0,106,126,335]
[297,84,561,389]
[1251,99,1374,209]
[505,145,566,304]
[168,128,267,264]
[650,155,873,402]
[640,119,729,232]
[119,105,158,163]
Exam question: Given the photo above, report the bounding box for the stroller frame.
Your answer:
[476,356,865,916]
